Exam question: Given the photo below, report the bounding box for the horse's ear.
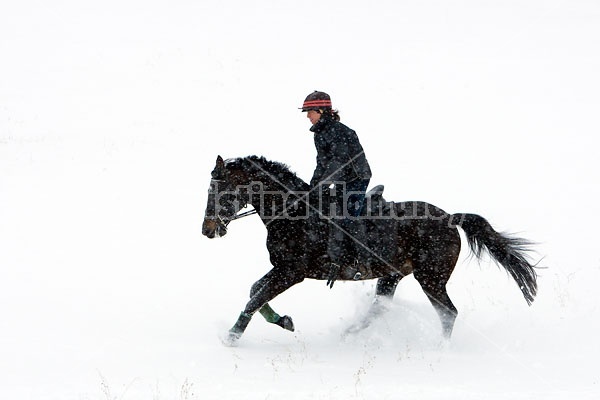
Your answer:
[216,155,225,170]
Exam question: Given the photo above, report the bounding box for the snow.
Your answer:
[1,0,599,398]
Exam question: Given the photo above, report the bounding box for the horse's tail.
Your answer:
[455,213,538,305]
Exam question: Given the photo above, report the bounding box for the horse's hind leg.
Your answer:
[345,273,403,335]
[412,229,461,338]
[423,284,457,338]
[414,267,457,338]
[371,273,403,314]
[376,273,403,298]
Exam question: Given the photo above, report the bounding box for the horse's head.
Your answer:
[202,155,311,238]
[202,155,248,239]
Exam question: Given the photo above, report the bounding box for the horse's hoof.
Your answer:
[277,315,295,332]
[220,330,241,347]
[343,317,373,337]
[343,324,364,336]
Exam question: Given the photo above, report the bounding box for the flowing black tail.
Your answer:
[456,213,538,305]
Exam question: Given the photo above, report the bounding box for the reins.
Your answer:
[231,207,257,221]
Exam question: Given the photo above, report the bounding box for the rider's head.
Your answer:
[300,91,340,123]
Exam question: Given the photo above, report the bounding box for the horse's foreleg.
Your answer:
[249,271,295,331]
[226,268,303,344]
[258,303,295,331]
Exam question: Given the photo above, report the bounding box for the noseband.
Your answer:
[210,178,257,230]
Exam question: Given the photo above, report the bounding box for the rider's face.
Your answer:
[306,110,322,125]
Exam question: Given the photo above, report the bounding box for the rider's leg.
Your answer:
[325,179,369,287]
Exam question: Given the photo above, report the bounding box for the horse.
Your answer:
[202,155,538,345]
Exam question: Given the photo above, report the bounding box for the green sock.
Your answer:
[259,304,281,323]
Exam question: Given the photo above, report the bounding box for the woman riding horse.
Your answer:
[301,91,372,288]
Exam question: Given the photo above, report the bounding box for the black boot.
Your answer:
[325,222,346,288]
[347,219,371,280]
[325,262,341,288]
[348,219,368,261]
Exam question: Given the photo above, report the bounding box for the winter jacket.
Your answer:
[310,114,372,187]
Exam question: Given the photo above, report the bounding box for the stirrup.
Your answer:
[352,259,362,280]
[352,259,371,280]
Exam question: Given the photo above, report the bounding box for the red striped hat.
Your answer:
[300,91,332,111]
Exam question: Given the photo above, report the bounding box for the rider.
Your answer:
[300,91,372,288]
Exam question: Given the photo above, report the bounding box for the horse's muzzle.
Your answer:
[202,218,217,238]
[202,218,227,238]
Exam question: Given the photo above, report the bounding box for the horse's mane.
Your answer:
[226,155,309,190]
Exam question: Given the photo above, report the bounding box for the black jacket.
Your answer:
[310,115,372,187]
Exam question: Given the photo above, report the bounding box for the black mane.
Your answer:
[227,155,309,191]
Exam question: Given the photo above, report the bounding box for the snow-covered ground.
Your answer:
[1,1,599,398]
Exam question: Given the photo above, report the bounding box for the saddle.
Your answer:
[366,184,384,199]
[362,184,390,217]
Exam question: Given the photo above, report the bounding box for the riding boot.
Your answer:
[349,219,368,259]
[325,222,346,288]
[348,219,368,280]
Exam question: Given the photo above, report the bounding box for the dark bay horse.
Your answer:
[202,155,538,345]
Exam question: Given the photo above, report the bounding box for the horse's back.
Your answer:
[392,200,461,259]
[393,200,450,220]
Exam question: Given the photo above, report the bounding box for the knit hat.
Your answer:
[300,91,332,111]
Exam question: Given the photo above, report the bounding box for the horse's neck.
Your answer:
[234,163,309,218]
[242,177,274,214]
[246,179,311,226]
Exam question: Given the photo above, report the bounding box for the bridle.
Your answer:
[210,178,257,230]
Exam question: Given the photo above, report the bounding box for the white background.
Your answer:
[1,1,599,398]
